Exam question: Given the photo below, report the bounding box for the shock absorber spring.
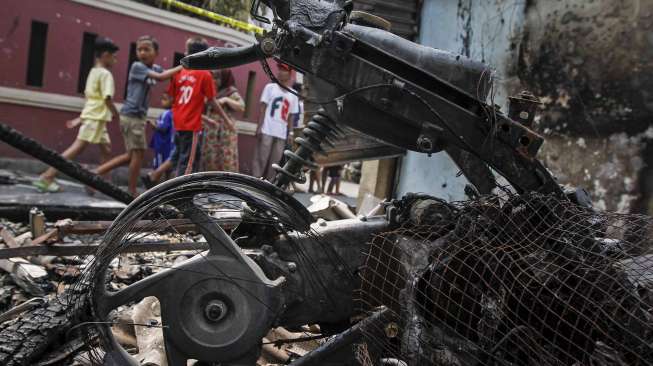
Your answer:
[273,108,342,188]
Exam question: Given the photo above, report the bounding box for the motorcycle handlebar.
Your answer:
[181,44,263,70]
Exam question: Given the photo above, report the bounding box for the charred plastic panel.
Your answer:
[353,0,422,40]
[513,0,653,136]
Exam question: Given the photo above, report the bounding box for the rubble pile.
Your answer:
[0,217,182,364]
[0,214,327,366]
[0,219,32,314]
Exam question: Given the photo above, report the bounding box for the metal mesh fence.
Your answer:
[356,193,653,366]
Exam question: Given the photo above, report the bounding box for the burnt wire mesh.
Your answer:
[356,193,653,366]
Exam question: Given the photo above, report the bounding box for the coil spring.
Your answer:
[273,108,343,188]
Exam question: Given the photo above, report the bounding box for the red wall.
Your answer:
[0,103,257,173]
[0,0,266,169]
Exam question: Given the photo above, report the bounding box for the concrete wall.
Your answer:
[398,0,653,213]
[396,0,526,200]
[513,0,653,213]
[513,0,653,136]
[539,130,652,213]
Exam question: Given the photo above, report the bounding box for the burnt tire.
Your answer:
[0,298,80,366]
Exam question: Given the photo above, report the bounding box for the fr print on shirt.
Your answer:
[270,96,291,121]
[260,83,299,139]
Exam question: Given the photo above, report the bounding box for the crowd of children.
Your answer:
[142,37,226,187]
[33,34,346,198]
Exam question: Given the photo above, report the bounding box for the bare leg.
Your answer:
[320,168,328,194]
[149,160,173,183]
[251,134,273,179]
[85,143,113,196]
[327,177,335,194]
[98,143,112,179]
[264,138,285,182]
[308,170,316,193]
[335,177,341,195]
[41,139,88,182]
[128,149,145,197]
[317,169,323,193]
[95,153,130,176]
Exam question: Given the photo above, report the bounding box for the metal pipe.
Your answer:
[0,122,133,204]
[289,308,389,366]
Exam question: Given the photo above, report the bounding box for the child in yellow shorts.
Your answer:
[33,37,120,192]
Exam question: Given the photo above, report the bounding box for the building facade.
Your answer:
[1,0,267,172]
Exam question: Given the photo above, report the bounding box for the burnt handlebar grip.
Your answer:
[181,44,263,70]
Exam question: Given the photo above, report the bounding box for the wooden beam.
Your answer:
[0,241,209,259]
[0,228,18,248]
[31,229,58,246]
[56,219,204,236]
[356,158,398,209]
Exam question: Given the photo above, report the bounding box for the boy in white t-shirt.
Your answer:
[251,63,299,181]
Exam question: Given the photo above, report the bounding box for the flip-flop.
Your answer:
[32,179,61,193]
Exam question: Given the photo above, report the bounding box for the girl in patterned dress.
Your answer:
[202,69,245,172]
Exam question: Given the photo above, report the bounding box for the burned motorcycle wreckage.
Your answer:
[3,0,653,365]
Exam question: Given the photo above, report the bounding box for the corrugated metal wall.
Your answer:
[353,0,422,40]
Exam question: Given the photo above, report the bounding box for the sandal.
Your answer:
[32,179,61,193]
[141,174,155,189]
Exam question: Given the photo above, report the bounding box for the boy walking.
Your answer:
[252,63,299,182]
[167,37,223,176]
[33,37,119,192]
[93,35,181,196]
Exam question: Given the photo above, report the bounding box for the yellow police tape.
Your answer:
[161,0,264,35]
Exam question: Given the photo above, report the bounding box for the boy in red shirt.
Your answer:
[167,37,222,176]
